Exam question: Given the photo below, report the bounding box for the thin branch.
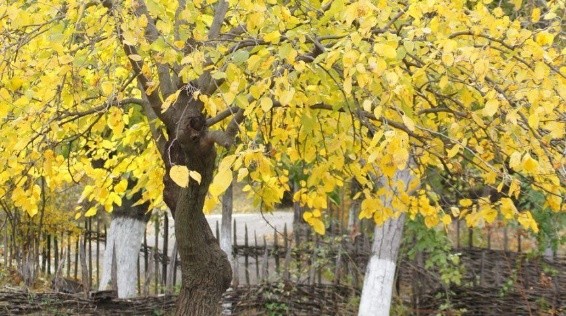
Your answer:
[206,106,240,127]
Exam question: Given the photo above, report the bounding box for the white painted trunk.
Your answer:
[220,181,233,258]
[358,167,413,316]
[99,217,146,298]
[359,257,397,315]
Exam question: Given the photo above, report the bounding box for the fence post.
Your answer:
[254,231,259,282]
[74,238,79,280]
[66,232,71,278]
[96,219,100,287]
[283,224,290,282]
[88,218,93,285]
[143,228,148,295]
[154,218,159,294]
[54,235,59,276]
[166,240,177,294]
[162,214,169,288]
[47,234,52,275]
[232,219,238,286]
[262,236,268,282]
[274,227,280,274]
[244,224,249,285]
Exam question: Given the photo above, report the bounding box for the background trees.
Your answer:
[1,0,564,314]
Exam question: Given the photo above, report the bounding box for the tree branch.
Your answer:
[208,0,228,40]
[132,0,175,97]
[206,106,240,127]
[207,108,244,148]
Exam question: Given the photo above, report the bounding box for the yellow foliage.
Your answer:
[0,0,563,240]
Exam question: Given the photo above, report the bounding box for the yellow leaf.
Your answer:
[509,151,522,171]
[101,81,113,96]
[309,217,326,235]
[161,90,180,113]
[203,196,218,213]
[85,207,97,217]
[450,207,460,217]
[459,199,473,207]
[500,198,517,219]
[521,153,539,173]
[75,212,82,220]
[517,211,538,233]
[264,30,281,44]
[534,62,548,80]
[359,198,377,219]
[482,98,499,117]
[189,171,202,184]
[402,115,415,132]
[441,53,454,66]
[424,216,439,228]
[446,144,460,158]
[170,165,190,188]
[508,178,520,199]
[531,7,541,22]
[441,214,452,226]
[115,179,128,194]
[260,97,273,112]
[535,32,554,46]
[209,168,233,197]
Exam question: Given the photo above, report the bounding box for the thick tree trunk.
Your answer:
[173,130,232,315]
[98,215,147,297]
[99,182,150,298]
[358,214,405,316]
[358,168,412,316]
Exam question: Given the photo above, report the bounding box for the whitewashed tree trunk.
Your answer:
[220,181,233,257]
[99,216,146,298]
[358,167,413,316]
[98,181,150,298]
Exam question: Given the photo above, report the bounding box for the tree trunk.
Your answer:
[99,181,150,298]
[98,215,147,297]
[173,131,232,315]
[220,181,233,257]
[358,168,412,316]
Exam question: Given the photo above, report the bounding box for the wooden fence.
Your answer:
[1,211,564,314]
[1,212,557,288]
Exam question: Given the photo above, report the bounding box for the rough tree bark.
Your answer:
[105,0,237,312]
[358,167,413,316]
[163,92,234,316]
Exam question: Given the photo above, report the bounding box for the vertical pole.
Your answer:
[74,238,79,280]
[88,218,92,285]
[162,214,169,287]
[66,232,71,277]
[274,228,280,274]
[144,229,148,290]
[244,224,249,285]
[54,235,59,275]
[46,234,51,275]
[254,231,259,282]
[154,218,159,294]
[96,218,100,287]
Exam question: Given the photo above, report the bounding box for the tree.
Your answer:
[1,0,564,315]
